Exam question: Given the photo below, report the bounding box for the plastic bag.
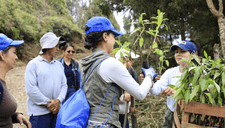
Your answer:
[56,88,90,128]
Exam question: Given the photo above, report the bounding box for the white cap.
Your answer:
[39,32,65,54]
[115,48,140,60]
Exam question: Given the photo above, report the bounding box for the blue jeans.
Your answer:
[29,113,57,128]
[119,114,129,128]
[63,87,77,104]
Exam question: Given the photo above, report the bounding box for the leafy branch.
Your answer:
[131,9,169,74]
[169,51,225,107]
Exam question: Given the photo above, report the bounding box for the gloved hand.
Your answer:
[141,66,157,79]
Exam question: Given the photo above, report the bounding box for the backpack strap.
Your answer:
[88,85,117,127]
[0,82,3,105]
[81,57,108,88]
[84,57,117,126]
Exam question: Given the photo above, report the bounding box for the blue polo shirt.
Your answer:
[63,63,75,86]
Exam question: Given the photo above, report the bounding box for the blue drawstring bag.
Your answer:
[56,88,89,128]
[56,58,107,128]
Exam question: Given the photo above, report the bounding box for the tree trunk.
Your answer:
[206,0,225,58]
[213,43,220,61]
[218,17,225,58]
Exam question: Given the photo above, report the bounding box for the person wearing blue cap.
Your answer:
[25,32,68,128]
[81,16,157,128]
[0,33,31,128]
[145,40,201,128]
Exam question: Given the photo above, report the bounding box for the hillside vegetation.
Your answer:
[0,0,84,61]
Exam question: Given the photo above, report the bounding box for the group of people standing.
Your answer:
[0,15,201,128]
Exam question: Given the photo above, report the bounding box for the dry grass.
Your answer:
[132,94,167,128]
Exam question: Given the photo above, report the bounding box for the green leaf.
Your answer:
[111,47,120,54]
[200,93,205,103]
[199,78,207,91]
[208,79,220,93]
[222,72,225,86]
[168,84,175,89]
[130,27,142,35]
[205,93,215,105]
[124,47,130,51]
[155,49,163,55]
[139,37,144,48]
[152,42,158,49]
[180,58,189,64]
[152,21,158,25]
[159,56,163,61]
[204,51,208,58]
[123,41,130,47]
[192,66,201,85]
[213,72,220,79]
[165,25,168,31]
[151,16,158,20]
[208,84,214,96]
[157,9,161,16]
[146,29,155,36]
[184,90,190,104]
[193,55,200,65]
[214,80,220,93]
[173,87,183,99]
[190,86,199,101]
[222,86,225,97]
[218,95,222,107]
[120,52,123,59]
[115,40,122,46]
[139,13,146,24]
[165,60,169,66]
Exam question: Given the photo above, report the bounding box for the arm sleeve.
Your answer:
[25,62,50,105]
[11,112,20,123]
[149,69,170,96]
[57,65,68,103]
[99,58,152,100]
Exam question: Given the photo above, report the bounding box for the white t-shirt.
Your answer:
[98,57,152,101]
[149,66,182,112]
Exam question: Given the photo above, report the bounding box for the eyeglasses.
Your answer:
[67,50,75,53]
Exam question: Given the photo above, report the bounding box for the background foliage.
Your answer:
[0,0,83,60]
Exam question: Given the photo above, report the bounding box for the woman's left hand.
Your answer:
[17,114,31,128]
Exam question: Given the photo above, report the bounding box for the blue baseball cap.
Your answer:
[85,16,124,37]
[170,40,197,54]
[0,33,24,51]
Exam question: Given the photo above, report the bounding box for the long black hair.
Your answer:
[84,26,113,50]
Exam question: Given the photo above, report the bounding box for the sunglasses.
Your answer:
[67,50,75,53]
